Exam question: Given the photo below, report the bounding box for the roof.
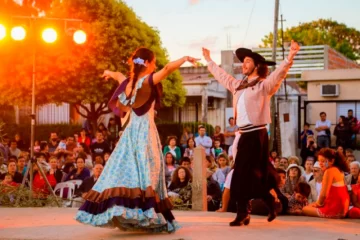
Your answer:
[302,69,360,81]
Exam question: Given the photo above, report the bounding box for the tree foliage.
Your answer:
[0,0,186,127]
[260,19,360,60]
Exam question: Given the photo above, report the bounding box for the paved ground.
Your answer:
[0,208,359,240]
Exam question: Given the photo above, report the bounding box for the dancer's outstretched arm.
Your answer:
[202,48,238,93]
[153,56,200,85]
[102,70,126,84]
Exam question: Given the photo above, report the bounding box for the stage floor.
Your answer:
[0,208,359,240]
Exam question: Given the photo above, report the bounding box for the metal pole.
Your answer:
[280,14,288,100]
[269,0,280,151]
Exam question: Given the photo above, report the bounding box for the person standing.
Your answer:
[202,40,300,226]
[224,117,238,152]
[315,112,331,148]
[75,47,199,233]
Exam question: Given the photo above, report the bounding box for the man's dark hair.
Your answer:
[348,109,353,113]
[257,63,269,78]
[180,157,191,165]
[8,155,18,162]
[304,123,310,127]
[294,182,311,197]
[228,117,234,122]
[319,112,326,116]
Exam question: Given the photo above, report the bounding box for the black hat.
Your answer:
[235,48,276,66]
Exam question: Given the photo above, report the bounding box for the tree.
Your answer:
[260,19,360,60]
[0,0,186,130]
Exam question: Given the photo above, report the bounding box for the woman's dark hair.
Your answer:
[318,148,349,173]
[79,143,90,154]
[294,182,311,197]
[257,63,269,78]
[40,141,48,151]
[186,137,196,148]
[167,136,177,145]
[339,115,347,124]
[129,47,155,93]
[164,152,175,165]
[171,166,192,185]
[98,123,105,131]
[63,162,74,174]
[75,156,85,163]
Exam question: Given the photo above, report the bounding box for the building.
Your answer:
[302,69,360,149]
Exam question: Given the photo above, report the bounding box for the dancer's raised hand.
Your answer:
[287,40,300,61]
[102,70,126,83]
[102,70,113,81]
[202,48,212,62]
[186,56,201,67]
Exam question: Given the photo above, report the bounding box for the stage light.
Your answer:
[0,24,6,40]
[42,28,57,43]
[73,30,86,44]
[11,26,26,41]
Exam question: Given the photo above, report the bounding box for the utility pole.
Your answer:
[280,14,288,100]
[269,0,280,151]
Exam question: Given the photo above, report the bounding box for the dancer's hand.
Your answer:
[185,56,201,67]
[287,40,300,61]
[102,70,113,81]
[202,48,212,62]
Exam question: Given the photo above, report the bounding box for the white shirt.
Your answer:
[236,90,252,127]
[315,182,322,199]
[303,172,313,182]
[315,120,331,136]
[224,169,234,189]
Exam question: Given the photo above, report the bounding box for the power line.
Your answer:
[242,0,256,46]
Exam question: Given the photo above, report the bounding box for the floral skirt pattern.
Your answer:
[75,108,179,233]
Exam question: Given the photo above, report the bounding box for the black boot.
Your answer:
[263,194,276,222]
[229,214,250,226]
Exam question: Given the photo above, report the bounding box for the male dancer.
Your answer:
[202,40,300,226]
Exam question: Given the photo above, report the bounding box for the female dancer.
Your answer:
[75,47,199,233]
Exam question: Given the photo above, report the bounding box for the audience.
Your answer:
[346,161,360,185]
[282,164,302,199]
[287,182,311,215]
[168,166,192,208]
[308,161,323,203]
[163,136,181,164]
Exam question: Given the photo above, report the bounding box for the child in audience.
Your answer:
[217,153,231,179]
[211,139,223,159]
[287,182,311,215]
[0,174,18,187]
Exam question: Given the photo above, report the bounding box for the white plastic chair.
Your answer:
[66,179,83,189]
[54,182,75,207]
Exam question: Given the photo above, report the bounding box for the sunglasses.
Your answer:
[313,170,320,173]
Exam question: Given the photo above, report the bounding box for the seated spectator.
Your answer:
[250,168,289,217]
[94,155,105,166]
[288,156,304,174]
[348,176,360,219]
[104,152,110,164]
[303,148,350,218]
[78,128,91,148]
[168,166,192,208]
[49,156,63,184]
[0,160,23,184]
[206,169,222,211]
[56,136,67,151]
[61,162,75,182]
[282,164,302,199]
[346,161,360,185]
[301,157,315,182]
[346,155,356,167]
[336,145,345,156]
[287,182,311,215]
[72,163,104,207]
[179,157,192,172]
[211,139,223,159]
[90,131,110,160]
[75,143,92,165]
[183,137,196,160]
[164,152,178,184]
[308,161,323,204]
[345,148,353,157]
[17,156,27,176]
[279,157,289,170]
[300,135,317,164]
[9,140,21,158]
[180,126,193,149]
[39,141,50,160]
[273,157,280,169]
[206,156,225,188]
[65,156,90,181]
[32,162,57,198]
[217,153,231,179]
[212,125,225,149]
[269,150,278,166]
[163,136,181,164]
[66,136,78,153]
[0,173,18,187]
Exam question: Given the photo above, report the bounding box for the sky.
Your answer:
[123,0,360,64]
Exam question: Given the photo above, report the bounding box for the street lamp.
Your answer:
[11,26,26,41]
[3,16,87,201]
